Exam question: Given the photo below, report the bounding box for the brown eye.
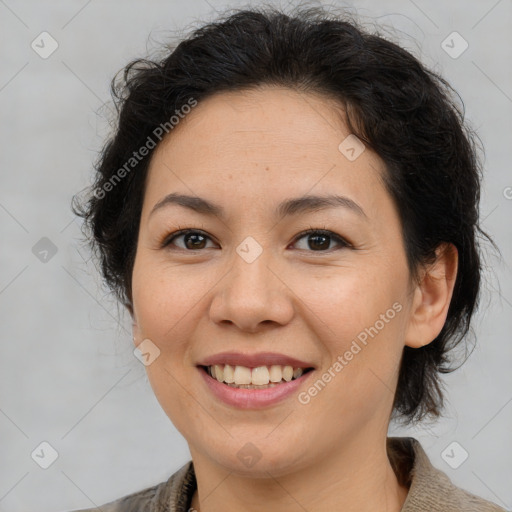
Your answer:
[292,229,350,252]
[161,228,350,253]
[162,229,216,250]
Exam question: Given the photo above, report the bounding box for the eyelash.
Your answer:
[160,226,352,252]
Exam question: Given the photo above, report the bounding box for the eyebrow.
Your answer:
[149,192,367,220]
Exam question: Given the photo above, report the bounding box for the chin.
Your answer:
[202,437,312,479]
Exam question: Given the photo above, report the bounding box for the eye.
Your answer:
[161,227,351,252]
[291,228,351,252]
[161,229,217,251]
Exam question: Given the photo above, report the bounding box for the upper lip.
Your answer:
[197,352,315,369]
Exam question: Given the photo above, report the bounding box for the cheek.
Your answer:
[290,266,406,405]
[132,257,206,348]
[132,259,208,432]
[288,265,400,346]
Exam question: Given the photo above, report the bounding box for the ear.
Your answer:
[404,242,458,348]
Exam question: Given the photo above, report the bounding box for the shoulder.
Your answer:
[63,461,195,512]
[388,437,508,512]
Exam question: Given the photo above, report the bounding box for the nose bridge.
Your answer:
[228,235,275,301]
[209,235,293,330]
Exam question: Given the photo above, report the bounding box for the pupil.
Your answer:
[309,234,329,251]
[185,233,206,249]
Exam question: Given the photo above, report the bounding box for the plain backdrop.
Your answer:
[0,1,511,511]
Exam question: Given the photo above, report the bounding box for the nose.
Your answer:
[208,247,294,333]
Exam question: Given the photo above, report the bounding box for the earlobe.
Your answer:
[404,243,458,349]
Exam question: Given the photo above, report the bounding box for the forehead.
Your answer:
[143,86,388,220]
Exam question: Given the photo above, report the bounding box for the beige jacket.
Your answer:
[69,437,507,511]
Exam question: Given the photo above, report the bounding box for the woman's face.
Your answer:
[131,86,417,476]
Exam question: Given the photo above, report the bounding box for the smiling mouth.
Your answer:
[200,364,314,389]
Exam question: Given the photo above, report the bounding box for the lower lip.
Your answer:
[198,367,314,409]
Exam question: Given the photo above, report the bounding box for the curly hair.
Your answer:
[73,5,496,423]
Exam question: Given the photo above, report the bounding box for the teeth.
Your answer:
[269,365,282,382]
[293,367,303,379]
[223,364,235,383]
[282,366,293,382]
[234,365,252,385]
[251,366,270,385]
[205,364,307,387]
[214,364,224,382]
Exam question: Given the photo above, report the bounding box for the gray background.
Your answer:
[0,0,511,510]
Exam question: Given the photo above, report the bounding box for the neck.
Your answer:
[189,434,409,512]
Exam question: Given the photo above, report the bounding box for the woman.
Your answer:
[71,5,505,511]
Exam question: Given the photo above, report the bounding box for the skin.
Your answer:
[131,86,458,512]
